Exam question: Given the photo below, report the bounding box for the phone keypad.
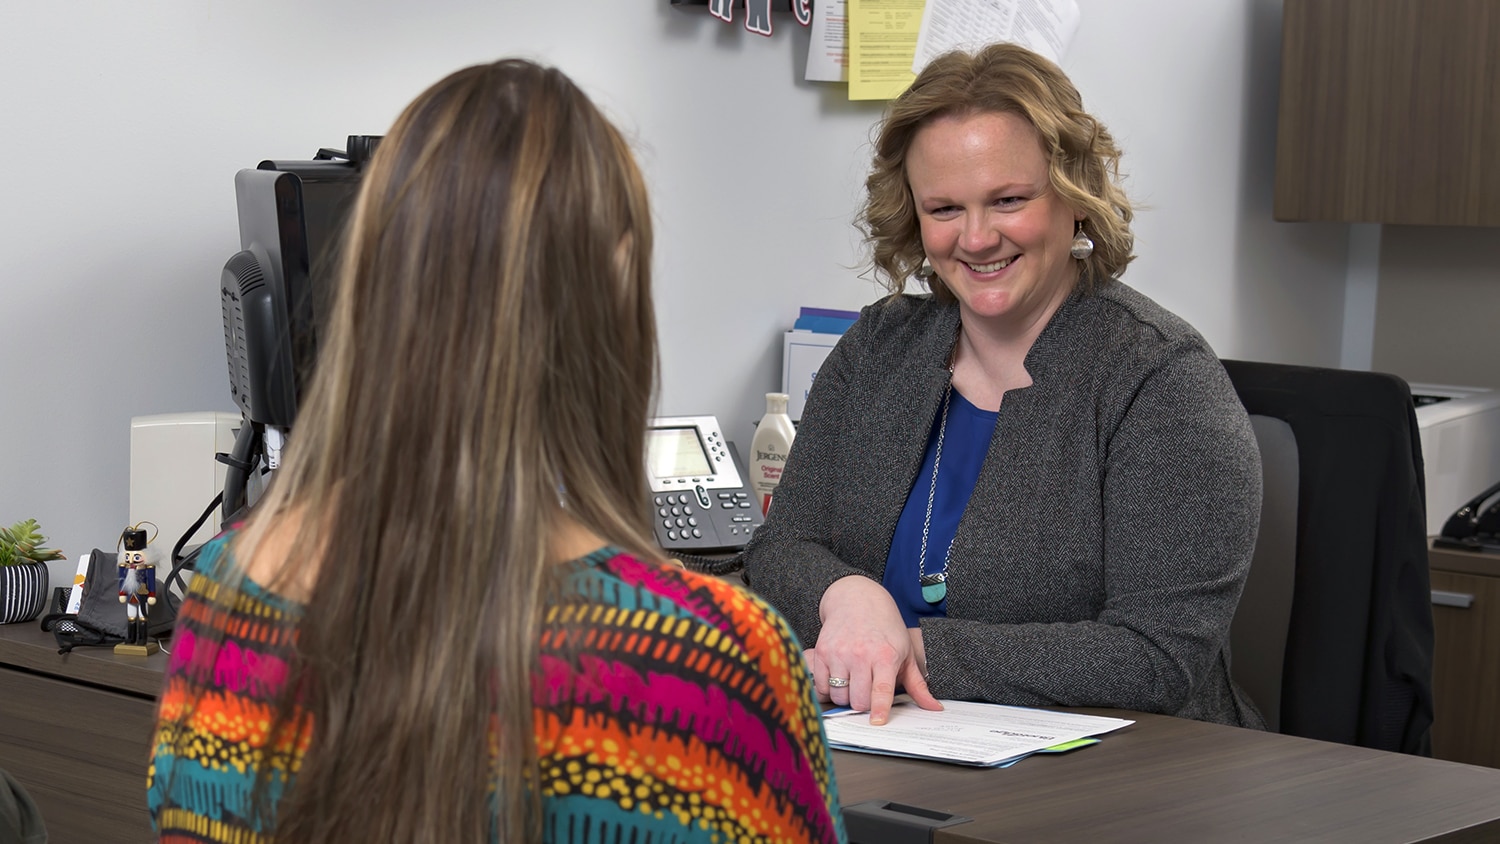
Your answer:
[651,448,762,550]
[657,492,703,541]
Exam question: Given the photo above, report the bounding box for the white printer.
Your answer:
[1411,384,1500,536]
[130,412,241,553]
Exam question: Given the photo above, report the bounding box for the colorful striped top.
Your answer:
[148,533,846,843]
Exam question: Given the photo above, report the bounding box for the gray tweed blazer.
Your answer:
[743,281,1266,728]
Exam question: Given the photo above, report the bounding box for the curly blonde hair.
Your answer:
[858,42,1135,301]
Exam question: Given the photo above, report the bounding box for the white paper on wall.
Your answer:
[805,0,849,82]
[912,0,1081,73]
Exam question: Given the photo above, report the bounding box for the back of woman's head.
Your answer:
[860,42,1134,298]
[247,58,659,843]
[312,58,657,534]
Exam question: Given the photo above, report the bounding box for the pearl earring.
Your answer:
[1070,221,1095,260]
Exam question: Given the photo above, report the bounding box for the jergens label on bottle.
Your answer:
[750,393,797,516]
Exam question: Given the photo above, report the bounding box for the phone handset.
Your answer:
[1436,478,1500,549]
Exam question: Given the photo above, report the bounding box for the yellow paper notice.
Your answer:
[848,0,926,101]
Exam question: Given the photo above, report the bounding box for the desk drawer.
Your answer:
[0,667,156,842]
[1430,567,1500,768]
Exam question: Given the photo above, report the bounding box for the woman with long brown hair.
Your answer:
[148,59,846,843]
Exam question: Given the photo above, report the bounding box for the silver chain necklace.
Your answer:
[918,366,955,604]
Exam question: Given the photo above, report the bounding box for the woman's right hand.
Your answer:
[805,575,943,725]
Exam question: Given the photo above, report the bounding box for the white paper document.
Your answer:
[805,0,849,82]
[823,697,1133,767]
[912,0,1081,73]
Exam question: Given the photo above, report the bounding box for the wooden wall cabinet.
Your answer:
[1429,543,1500,767]
[1274,0,1500,226]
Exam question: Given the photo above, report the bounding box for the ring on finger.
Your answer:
[827,676,850,688]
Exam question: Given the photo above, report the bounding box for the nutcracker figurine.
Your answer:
[115,527,159,655]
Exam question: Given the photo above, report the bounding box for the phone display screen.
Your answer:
[647,427,713,479]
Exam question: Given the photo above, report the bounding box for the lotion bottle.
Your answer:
[749,392,796,516]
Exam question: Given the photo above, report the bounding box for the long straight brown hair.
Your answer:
[192,59,660,842]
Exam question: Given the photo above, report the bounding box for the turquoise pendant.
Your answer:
[921,581,947,603]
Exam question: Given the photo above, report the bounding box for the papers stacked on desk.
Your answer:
[823,697,1134,767]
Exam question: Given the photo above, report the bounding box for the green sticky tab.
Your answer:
[1039,738,1100,753]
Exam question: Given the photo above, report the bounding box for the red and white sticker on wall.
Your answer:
[708,0,812,37]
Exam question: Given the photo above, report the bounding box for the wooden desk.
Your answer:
[834,708,1500,843]
[0,621,165,843]
[7,614,1500,844]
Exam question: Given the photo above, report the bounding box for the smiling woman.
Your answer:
[742,41,1267,733]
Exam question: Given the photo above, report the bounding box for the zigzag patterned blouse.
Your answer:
[148,534,846,843]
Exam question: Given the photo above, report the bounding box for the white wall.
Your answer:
[1373,225,1500,389]
[0,0,1350,579]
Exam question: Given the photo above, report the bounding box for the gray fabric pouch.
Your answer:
[74,547,175,639]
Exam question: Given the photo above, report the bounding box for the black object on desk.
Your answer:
[843,800,971,844]
[1435,479,1500,554]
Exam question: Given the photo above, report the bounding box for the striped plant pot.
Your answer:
[0,561,49,624]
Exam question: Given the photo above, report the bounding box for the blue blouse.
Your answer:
[882,387,998,627]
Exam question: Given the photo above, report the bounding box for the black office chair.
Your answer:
[0,767,46,844]
[1223,359,1434,756]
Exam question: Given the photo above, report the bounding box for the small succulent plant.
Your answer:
[0,519,65,567]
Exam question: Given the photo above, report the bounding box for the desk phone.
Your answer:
[646,415,763,552]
